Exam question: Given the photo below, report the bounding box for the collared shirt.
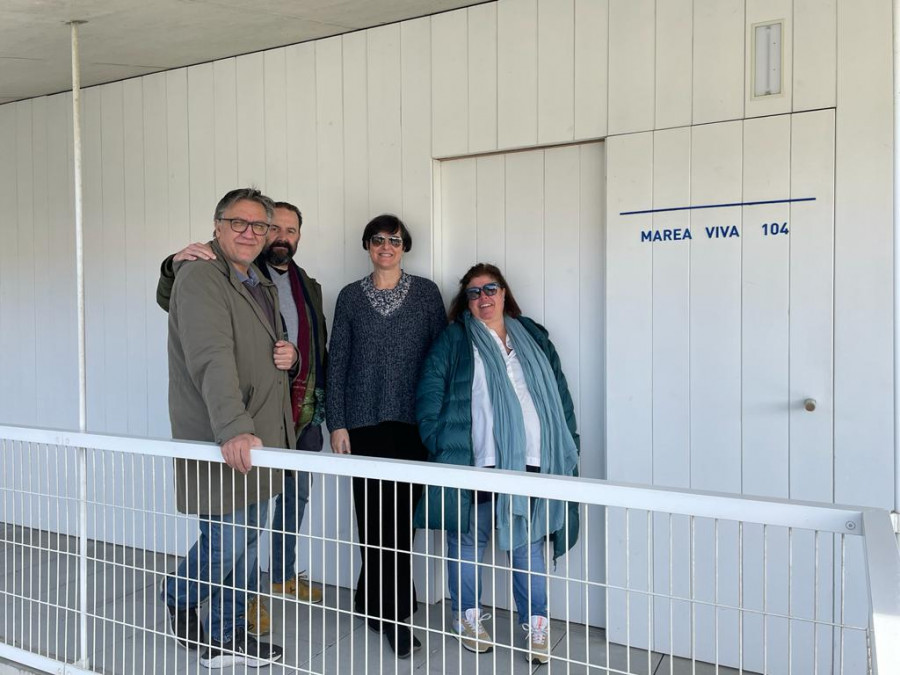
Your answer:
[471,326,541,468]
[235,265,276,332]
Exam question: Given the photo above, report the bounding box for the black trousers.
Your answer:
[349,422,426,626]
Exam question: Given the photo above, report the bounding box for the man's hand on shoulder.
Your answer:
[221,433,261,474]
[174,242,216,262]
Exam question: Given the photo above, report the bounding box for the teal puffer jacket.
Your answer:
[413,315,580,563]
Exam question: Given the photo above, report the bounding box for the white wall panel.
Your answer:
[503,150,544,317]
[342,31,370,283]
[315,37,345,316]
[475,155,505,267]
[692,0,744,125]
[467,3,498,153]
[741,114,790,498]
[497,0,538,148]
[82,88,105,433]
[537,0,574,145]
[285,43,321,282]
[834,0,894,509]
[650,127,691,490]
[235,53,266,187]
[15,102,35,428]
[438,159,477,297]
[100,83,129,435]
[606,133,653,483]
[44,94,77,431]
[789,110,835,504]
[744,0,792,119]
[689,121,743,493]
[400,17,433,277]
[263,49,288,200]
[166,71,190,254]
[367,24,403,217]
[142,73,172,440]
[213,59,238,195]
[187,64,215,243]
[577,142,605,486]
[544,145,580,400]
[123,79,148,437]
[30,97,50,429]
[608,0,654,135]
[431,9,467,158]
[793,0,836,112]
[573,0,607,139]
[655,0,693,129]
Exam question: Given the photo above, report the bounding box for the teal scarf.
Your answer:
[464,313,578,551]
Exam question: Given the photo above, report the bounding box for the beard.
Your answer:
[265,240,296,266]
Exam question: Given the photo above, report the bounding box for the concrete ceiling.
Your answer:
[0,0,486,105]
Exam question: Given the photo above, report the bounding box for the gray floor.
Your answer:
[0,526,754,675]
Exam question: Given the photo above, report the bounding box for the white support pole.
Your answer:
[68,19,90,671]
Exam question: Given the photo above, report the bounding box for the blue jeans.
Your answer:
[270,469,311,584]
[446,499,547,625]
[165,501,268,643]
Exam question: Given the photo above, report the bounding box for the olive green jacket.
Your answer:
[167,239,293,515]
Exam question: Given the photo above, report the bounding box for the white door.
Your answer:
[435,142,606,626]
[605,110,837,673]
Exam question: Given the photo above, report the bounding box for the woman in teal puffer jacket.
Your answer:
[413,263,580,665]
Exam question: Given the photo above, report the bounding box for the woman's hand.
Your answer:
[331,429,351,454]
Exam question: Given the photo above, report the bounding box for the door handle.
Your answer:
[804,398,816,412]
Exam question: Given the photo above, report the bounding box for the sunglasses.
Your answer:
[370,234,403,248]
[465,282,501,301]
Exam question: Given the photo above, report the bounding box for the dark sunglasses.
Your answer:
[369,234,403,248]
[465,282,501,301]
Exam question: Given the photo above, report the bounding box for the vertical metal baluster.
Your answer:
[669,513,674,675]
[738,521,743,675]
[647,509,653,675]
[788,527,794,674]
[690,515,696,674]
[839,534,846,675]
[814,530,820,675]
[714,518,719,673]
[763,524,769,674]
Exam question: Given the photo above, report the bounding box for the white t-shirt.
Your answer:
[470,326,542,468]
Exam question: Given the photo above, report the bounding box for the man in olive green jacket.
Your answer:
[163,188,296,669]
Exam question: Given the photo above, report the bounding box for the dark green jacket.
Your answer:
[413,315,580,562]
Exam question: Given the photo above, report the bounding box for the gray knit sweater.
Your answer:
[326,274,447,431]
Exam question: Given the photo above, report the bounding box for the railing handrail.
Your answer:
[0,424,867,534]
[861,509,900,674]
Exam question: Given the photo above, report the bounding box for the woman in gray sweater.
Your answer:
[326,214,446,658]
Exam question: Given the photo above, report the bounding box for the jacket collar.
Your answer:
[209,239,278,341]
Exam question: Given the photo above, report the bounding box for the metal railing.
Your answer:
[0,424,898,674]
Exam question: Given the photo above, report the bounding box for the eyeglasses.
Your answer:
[369,234,403,248]
[218,217,270,237]
[465,282,501,301]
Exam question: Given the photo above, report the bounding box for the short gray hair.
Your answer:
[213,188,275,222]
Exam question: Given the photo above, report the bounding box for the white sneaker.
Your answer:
[452,608,493,653]
[521,615,550,664]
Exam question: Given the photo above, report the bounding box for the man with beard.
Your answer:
[157,200,328,635]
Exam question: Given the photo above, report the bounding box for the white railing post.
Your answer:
[861,509,900,674]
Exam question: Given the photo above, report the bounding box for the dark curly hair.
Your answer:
[448,263,522,322]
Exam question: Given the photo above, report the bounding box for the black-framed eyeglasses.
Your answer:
[369,234,403,248]
[465,282,501,301]
[218,217,270,237]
